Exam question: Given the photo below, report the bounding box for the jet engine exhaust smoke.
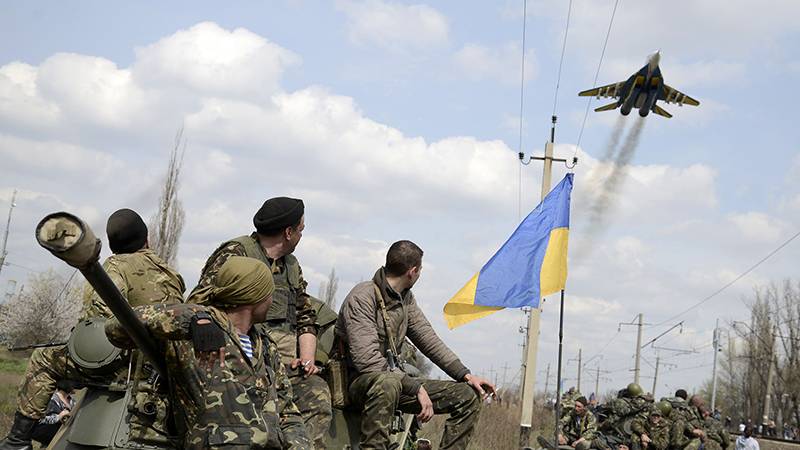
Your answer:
[601,115,626,162]
[576,117,647,259]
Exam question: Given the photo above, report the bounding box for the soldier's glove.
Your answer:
[190,312,226,352]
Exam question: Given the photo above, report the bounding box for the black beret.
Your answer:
[106,208,148,254]
[253,197,304,235]
[675,389,688,400]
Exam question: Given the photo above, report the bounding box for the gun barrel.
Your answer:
[35,212,167,377]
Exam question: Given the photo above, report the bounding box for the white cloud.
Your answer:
[0,134,122,184]
[0,62,60,130]
[453,42,536,85]
[728,212,786,243]
[337,0,449,52]
[133,22,300,98]
[37,53,149,129]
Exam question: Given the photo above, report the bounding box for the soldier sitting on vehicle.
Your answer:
[700,407,730,450]
[105,256,312,450]
[335,240,495,450]
[663,390,705,450]
[539,396,598,450]
[0,209,185,450]
[630,401,672,450]
[193,197,331,448]
[595,383,650,450]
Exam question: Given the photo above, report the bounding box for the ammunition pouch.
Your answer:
[326,336,350,409]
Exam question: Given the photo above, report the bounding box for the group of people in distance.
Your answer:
[0,196,496,450]
[543,384,740,450]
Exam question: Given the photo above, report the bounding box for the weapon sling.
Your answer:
[372,284,401,371]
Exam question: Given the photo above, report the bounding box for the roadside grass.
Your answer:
[0,349,28,437]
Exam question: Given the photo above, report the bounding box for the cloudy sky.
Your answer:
[1,0,799,399]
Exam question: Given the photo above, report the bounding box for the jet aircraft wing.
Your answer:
[578,81,623,99]
[659,84,700,106]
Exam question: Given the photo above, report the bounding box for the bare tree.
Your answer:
[317,267,339,309]
[0,269,82,347]
[712,280,800,432]
[149,128,186,268]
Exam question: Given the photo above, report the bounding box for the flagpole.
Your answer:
[554,289,565,448]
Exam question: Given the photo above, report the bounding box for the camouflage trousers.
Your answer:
[17,345,169,445]
[17,345,93,419]
[349,372,482,450]
[290,372,332,449]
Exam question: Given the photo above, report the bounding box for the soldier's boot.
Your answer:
[0,411,36,450]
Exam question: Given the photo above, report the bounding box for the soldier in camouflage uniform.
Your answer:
[560,388,583,419]
[555,396,598,450]
[597,383,650,449]
[662,390,705,450]
[106,256,312,450]
[193,197,330,448]
[700,407,730,450]
[0,209,185,450]
[630,402,672,450]
[336,241,494,450]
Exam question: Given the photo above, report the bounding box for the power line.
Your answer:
[551,0,573,117]
[574,0,621,158]
[517,0,528,221]
[654,228,800,326]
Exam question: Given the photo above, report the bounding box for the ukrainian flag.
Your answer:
[443,173,572,329]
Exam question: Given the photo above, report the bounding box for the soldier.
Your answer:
[598,383,650,448]
[106,256,312,450]
[335,240,494,450]
[631,401,672,450]
[193,197,330,448]
[561,387,584,419]
[700,407,730,450]
[555,396,598,450]
[663,390,704,450]
[0,208,185,450]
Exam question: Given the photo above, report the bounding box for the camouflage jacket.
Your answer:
[82,248,186,318]
[631,417,671,450]
[601,397,650,434]
[105,303,312,450]
[703,417,730,450]
[560,410,598,443]
[192,235,316,336]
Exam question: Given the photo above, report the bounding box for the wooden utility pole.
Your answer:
[711,319,720,410]
[577,348,582,392]
[595,366,601,397]
[544,363,551,399]
[0,189,18,276]
[634,313,643,384]
[652,356,660,396]
[762,325,777,426]
[519,116,570,446]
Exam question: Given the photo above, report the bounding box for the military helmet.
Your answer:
[656,400,673,417]
[626,382,644,397]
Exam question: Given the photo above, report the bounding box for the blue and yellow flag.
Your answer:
[443,173,573,329]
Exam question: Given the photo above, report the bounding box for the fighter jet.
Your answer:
[578,51,699,118]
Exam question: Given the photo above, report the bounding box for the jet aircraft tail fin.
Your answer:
[652,104,673,118]
[594,102,619,112]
